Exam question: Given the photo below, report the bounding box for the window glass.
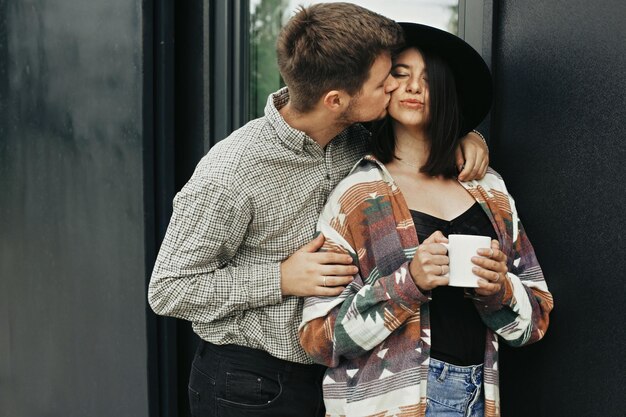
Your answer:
[249,0,458,119]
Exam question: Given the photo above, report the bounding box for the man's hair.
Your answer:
[277,3,404,112]
[370,49,462,178]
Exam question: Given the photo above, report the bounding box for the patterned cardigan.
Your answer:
[299,155,553,417]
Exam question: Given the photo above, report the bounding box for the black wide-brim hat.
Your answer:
[398,22,493,134]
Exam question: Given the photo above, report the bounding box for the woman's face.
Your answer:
[388,47,430,129]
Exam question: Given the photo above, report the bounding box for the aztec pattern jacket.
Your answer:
[299,155,553,417]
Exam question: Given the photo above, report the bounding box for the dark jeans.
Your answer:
[188,341,326,417]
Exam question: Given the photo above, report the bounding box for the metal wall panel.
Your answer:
[0,1,150,416]
[491,1,626,415]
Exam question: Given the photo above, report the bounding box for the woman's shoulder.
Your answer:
[323,156,391,210]
[472,166,510,194]
[333,155,385,188]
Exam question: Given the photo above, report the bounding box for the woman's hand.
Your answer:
[471,239,508,296]
[456,131,489,181]
[409,231,449,291]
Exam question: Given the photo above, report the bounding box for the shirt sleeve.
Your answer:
[299,192,430,368]
[473,195,554,347]
[147,172,282,324]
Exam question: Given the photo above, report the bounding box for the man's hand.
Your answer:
[280,234,357,297]
[456,131,489,181]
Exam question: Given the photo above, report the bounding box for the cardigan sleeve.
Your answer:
[472,179,554,347]
[299,183,430,368]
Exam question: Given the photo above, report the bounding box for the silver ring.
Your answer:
[440,265,444,275]
[495,274,501,283]
[323,276,327,287]
[489,248,494,258]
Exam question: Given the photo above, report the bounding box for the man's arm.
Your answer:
[456,130,489,181]
[148,172,356,324]
[148,178,281,323]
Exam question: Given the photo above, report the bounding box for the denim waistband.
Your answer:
[429,357,483,385]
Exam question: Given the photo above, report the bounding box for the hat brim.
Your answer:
[398,22,493,134]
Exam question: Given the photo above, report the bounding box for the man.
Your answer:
[148,3,489,416]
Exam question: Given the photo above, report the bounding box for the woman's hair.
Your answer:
[369,48,463,178]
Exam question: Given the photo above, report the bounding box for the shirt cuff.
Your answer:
[247,262,283,308]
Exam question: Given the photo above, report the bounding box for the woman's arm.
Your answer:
[299,187,432,367]
[471,203,554,347]
[299,238,429,367]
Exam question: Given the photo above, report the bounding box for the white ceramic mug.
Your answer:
[442,234,492,287]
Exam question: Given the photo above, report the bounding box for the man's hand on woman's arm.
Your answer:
[280,233,356,297]
[456,130,489,181]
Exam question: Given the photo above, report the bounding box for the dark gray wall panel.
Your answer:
[0,1,149,416]
[491,1,626,415]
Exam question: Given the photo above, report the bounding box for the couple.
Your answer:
[148,3,552,417]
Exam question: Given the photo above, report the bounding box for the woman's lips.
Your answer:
[399,99,424,109]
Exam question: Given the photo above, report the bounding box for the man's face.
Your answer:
[341,53,399,123]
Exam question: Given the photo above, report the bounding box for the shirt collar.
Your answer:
[264,87,311,153]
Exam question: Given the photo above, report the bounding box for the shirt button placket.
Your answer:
[319,154,333,208]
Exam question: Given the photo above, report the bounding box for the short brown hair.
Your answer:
[277,3,403,112]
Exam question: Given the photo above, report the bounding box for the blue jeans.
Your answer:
[188,341,326,417]
[425,358,484,417]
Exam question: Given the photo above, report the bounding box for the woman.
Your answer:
[299,22,553,417]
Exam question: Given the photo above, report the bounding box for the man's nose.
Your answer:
[384,74,399,93]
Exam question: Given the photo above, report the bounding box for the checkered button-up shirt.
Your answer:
[148,88,370,363]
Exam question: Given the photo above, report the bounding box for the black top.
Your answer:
[410,202,498,366]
